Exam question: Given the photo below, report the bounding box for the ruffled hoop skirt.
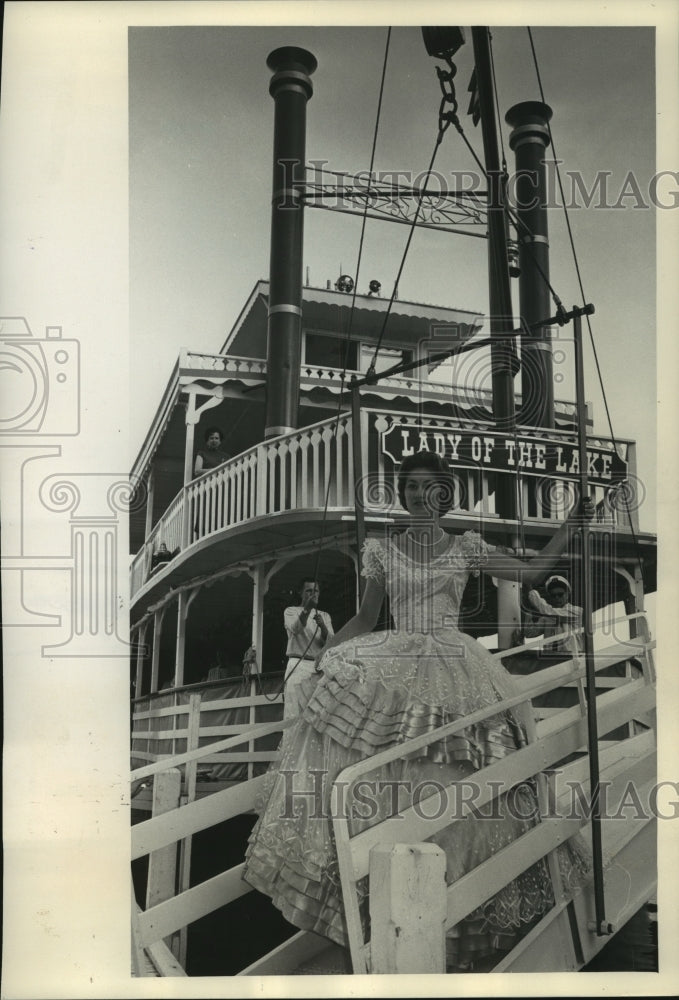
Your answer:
[243,627,590,970]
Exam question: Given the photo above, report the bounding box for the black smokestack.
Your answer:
[506,101,554,429]
[264,47,317,439]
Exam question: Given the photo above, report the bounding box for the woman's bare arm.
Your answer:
[482,497,595,585]
[315,576,384,666]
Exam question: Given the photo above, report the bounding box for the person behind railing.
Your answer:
[147,541,179,578]
[193,425,230,476]
[282,578,334,720]
[193,426,230,537]
[243,452,593,972]
[522,575,584,655]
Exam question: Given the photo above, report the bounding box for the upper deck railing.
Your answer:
[130,406,635,601]
[178,349,586,423]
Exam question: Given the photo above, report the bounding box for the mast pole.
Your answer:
[471,27,520,648]
[350,378,367,600]
[573,308,611,937]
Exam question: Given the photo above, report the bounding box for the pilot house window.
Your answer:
[304,332,358,370]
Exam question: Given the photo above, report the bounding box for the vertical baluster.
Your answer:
[202,478,209,536]
[197,481,205,539]
[322,425,333,506]
[207,475,214,534]
[204,477,211,535]
[310,428,321,506]
[521,476,529,521]
[268,444,277,513]
[279,440,289,511]
[255,444,267,516]
[335,420,344,506]
[249,453,257,519]
[288,437,299,509]
[300,432,310,506]
[216,468,224,530]
[228,463,236,524]
[234,459,242,523]
[479,472,488,514]
[346,415,354,503]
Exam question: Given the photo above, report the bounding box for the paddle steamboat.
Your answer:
[130,27,657,976]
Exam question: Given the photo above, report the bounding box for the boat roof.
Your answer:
[218,279,484,358]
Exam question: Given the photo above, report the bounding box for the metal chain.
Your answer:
[435,56,461,141]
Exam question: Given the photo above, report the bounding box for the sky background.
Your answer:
[129,23,657,530]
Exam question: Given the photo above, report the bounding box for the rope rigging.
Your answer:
[258,25,647,700]
[526,27,647,582]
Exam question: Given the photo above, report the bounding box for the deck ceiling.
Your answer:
[131,511,656,624]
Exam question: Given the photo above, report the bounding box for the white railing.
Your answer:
[186,448,259,539]
[132,407,634,599]
[132,413,355,597]
[181,351,267,378]
[179,350,583,423]
[330,611,656,973]
[130,613,655,976]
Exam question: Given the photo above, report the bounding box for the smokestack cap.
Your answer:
[505,101,553,150]
[267,46,318,76]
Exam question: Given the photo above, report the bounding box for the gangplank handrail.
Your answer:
[330,611,655,973]
[131,613,654,975]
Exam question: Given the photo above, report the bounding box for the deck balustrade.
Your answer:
[131,406,634,600]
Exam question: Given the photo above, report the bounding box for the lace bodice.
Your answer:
[361,531,491,634]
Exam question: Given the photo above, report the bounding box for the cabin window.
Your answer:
[359,344,414,375]
[304,332,358,371]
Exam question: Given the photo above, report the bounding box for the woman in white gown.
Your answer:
[243,452,592,970]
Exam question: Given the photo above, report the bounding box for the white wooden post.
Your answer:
[182,389,223,544]
[145,467,155,539]
[247,564,266,780]
[183,397,197,486]
[174,592,188,690]
[131,892,147,976]
[134,621,148,700]
[497,578,521,650]
[177,693,202,967]
[174,586,199,689]
[146,768,181,954]
[150,607,166,694]
[369,843,447,974]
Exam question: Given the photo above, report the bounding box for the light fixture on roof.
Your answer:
[335,274,354,293]
[368,280,381,296]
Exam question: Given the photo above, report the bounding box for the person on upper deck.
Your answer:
[148,541,179,578]
[193,426,230,477]
[243,451,593,971]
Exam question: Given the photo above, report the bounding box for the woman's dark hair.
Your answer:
[203,425,223,443]
[397,451,456,515]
